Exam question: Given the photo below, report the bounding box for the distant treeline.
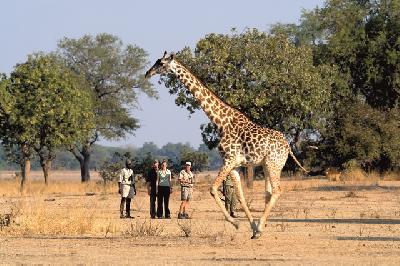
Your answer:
[0,142,222,172]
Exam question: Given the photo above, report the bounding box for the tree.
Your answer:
[326,100,400,172]
[198,144,222,170]
[0,54,94,190]
[308,0,400,109]
[161,29,335,153]
[180,150,208,172]
[271,0,400,171]
[56,33,157,182]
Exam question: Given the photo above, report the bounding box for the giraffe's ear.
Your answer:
[169,53,175,60]
[162,51,168,58]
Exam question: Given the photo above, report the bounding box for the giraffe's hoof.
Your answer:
[232,220,240,230]
[251,232,261,239]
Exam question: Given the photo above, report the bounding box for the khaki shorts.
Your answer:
[181,186,193,201]
[121,184,135,198]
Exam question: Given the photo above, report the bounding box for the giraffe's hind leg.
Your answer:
[252,164,283,239]
[210,164,239,229]
[229,170,257,233]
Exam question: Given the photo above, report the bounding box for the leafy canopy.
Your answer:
[56,33,157,140]
[161,29,336,148]
[0,54,94,162]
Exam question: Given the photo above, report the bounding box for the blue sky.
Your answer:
[1,0,324,149]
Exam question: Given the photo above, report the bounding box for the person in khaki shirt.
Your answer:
[178,162,194,219]
[118,159,136,218]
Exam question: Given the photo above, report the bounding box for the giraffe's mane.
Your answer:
[173,59,252,122]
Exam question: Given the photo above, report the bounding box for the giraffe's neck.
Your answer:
[170,60,241,128]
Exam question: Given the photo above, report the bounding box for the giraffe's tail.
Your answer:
[288,149,309,174]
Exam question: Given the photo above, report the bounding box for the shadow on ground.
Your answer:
[268,218,400,225]
[337,236,400,241]
[309,185,400,192]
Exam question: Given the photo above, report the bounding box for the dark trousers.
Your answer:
[120,197,131,215]
[149,190,157,218]
[157,186,170,218]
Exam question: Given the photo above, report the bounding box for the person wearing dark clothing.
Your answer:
[145,160,159,219]
[223,174,237,218]
[156,160,172,219]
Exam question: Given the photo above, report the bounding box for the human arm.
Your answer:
[169,170,173,193]
[145,170,151,195]
[118,170,123,194]
[156,170,160,194]
[146,182,151,195]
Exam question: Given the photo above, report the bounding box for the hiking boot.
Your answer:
[126,212,134,219]
[184,213,190,219]
[120,213,125,219]
[178,213,185,219]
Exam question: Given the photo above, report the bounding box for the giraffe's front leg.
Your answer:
[210,166,239,229]
[229,170,257,234]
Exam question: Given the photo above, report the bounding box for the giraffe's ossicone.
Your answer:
[145,51,308,239]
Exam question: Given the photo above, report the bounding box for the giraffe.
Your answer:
[145,51,308,239]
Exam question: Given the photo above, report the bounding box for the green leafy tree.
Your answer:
[98,151,154,183]
[327,101,400,172]
[180,150,209,172]
[198,144,222,170]
[56,33,157,182]
[0,54,94,190]
[272,0,400,171]
[161,29,335,152]
[308,0,400,108]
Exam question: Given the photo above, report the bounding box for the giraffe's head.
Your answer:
[145,51,175,78]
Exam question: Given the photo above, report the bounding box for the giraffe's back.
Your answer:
[219,122,290,166]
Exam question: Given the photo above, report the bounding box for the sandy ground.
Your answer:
[1,171,400,265]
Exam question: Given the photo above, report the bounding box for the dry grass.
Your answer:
[124,219,165,237]
[282,179,325,192]
[1,169,398,239]
[0,179,115,197]
[177,219,192,237]
[0,200,96,236]
[1,170,400,265]
[341,168,380,183]
[382,171,400,181]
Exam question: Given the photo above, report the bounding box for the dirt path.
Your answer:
[1,179,400,265]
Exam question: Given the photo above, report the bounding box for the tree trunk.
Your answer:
[70,143,92,182]
[246,165,254,189]
[293,130,301,151]
[81,152,91,182]
[80,145,91,182]
[20,158,31,193]
[41,160,52,185]
[20,144,31,193]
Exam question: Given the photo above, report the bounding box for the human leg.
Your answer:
[149,191,156,218]
[120,197,126,218]
[164,187,171,218]
[156,187,163,218]
[126,198,133,218]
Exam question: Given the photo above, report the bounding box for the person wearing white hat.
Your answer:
[178,161,194,219]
